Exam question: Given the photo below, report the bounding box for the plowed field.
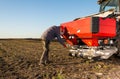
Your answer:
[0,39,120,79]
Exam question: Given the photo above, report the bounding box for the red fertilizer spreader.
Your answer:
[60,17,118,59]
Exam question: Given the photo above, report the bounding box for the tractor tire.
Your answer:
[116,39,120,56]
[116,21,120,56]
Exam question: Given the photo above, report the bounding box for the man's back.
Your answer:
[41,26,59,41]
[41,25,65,46]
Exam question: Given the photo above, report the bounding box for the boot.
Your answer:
[39,59,51,66]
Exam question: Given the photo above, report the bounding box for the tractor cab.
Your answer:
[99,0,119,12]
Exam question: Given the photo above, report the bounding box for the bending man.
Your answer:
[40,25,66,65]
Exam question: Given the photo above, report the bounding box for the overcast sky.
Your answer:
[0,0,99,38]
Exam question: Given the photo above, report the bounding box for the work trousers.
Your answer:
[40,40,50,62]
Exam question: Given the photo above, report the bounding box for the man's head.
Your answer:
[60,26,66,35]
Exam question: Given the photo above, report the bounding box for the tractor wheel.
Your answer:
[116,39,120,56]
[116,22,120,56]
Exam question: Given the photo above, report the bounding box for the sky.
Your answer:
[0,0,99,38]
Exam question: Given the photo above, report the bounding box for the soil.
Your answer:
[0,39,120,79]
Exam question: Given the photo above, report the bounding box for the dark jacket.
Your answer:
[41,26,64,45]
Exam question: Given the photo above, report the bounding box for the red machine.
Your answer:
[61,17,116,46]
[59,0,120,59]
[60,16,118,59]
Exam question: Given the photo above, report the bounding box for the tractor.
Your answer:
[60,0,120,59]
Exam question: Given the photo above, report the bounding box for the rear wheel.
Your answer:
[115,21,120,56]
[116,39,120,56]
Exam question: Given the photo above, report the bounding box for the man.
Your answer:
[39,25,66,65]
